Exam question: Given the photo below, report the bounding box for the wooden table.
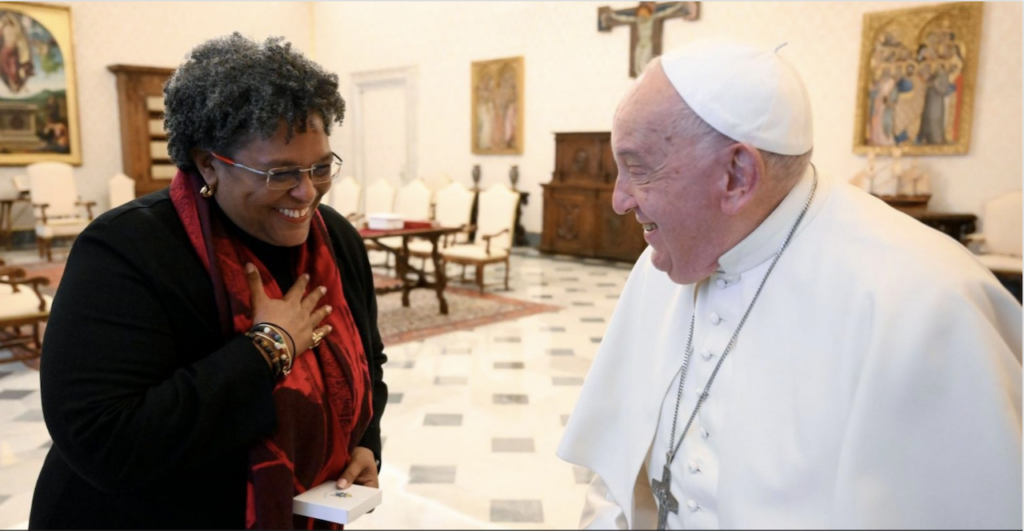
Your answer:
[359,224,463,315]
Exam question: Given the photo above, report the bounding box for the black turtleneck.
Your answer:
[214,203,298,292]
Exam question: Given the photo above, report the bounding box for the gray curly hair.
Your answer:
[164,33,346,174]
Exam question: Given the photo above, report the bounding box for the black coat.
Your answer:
[29,189,387,529]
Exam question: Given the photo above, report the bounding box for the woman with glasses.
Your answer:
[30,33,387,529]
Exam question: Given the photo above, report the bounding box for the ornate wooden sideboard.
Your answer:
[539,132,647,262]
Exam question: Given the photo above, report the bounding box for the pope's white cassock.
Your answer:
[557,167,1023,529]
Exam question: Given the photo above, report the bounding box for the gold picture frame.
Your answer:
[0,2,81,165]
[852,2,982,156]
[471,56,524,155]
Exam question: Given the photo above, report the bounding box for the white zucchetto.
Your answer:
[660,39,813,156]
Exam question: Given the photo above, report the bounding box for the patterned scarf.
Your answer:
[170,170,373,529]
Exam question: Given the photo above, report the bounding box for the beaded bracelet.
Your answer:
[247,331,282,377]
[248,323,296,377]
[255,322,295,358]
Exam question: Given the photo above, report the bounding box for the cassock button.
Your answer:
[688,460,700,473]
[700,349,713,361]
[699,428,709,439]
[716,278,727,289]
[710,312,721,325]
[686,499,700,512]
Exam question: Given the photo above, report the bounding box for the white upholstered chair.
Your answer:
[393,179,433,221]
[967,190,1022,277]
[362,179,397,266]
[109,173,136,209]
[0,257,51,363]
[373,179,433,270]
[408,180,475,260]
[329,176,361,220]
[364,178,396,217]
[441,183,520,293]
[28,162,94,262]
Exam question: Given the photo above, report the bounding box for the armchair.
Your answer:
[966,190,1022,300]
[441,183,520,293]
[408,180,475,262]
[0,258,51,363]
[28,162,94,261]
[329,176,361,221]
[109,172,136,209]
[373,179,433,273]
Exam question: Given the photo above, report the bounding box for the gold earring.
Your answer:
[200,184,215,198]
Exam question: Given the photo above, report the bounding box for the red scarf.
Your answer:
[170,171,373,529]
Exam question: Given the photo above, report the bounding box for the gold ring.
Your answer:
[311,331,325,348]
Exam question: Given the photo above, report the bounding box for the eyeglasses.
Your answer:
[211,151,343,190]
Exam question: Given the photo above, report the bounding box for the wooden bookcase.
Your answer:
[108,65,176,197]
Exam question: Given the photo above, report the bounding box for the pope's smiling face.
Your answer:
[610,63,730,285]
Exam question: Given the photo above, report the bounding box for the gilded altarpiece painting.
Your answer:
[853,2,982,156]
[0,2,80,165]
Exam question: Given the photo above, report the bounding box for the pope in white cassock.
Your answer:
[557,39,1022,529]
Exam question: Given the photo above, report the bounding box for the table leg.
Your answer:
[0,200,11,250]
[430,235,449,315]
[399,236,411,308]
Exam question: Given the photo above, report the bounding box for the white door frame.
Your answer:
[350,66,418,213]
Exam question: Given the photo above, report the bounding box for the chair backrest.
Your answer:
[394,179,432,220]
[109,173,135,209]
[12,174,28,193]
[364,178,395,215]
[474,183,520,252]
[983,190,1022,257]
[28,162,78,218]
[329,176,361,217]
[433,181,475,230]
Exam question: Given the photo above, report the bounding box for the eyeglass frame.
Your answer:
[210,151,344,190]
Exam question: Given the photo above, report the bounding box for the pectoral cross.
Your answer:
[651,463,678,530]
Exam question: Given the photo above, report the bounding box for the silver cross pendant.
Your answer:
[651,462,678,530]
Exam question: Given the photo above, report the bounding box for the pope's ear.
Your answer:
[720,143,764,216]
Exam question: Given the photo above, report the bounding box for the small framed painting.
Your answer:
[471,56,524,155]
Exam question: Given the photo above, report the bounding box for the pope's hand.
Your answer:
[336,447,379,489]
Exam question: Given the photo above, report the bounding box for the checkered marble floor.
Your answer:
[0,246,633,529]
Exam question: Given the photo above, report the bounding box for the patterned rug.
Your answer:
[375,283,558,346]
[8,261,559,350]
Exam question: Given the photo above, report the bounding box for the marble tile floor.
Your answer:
[0,247,634,529]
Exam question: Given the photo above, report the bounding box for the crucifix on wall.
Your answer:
[598,2,700,77]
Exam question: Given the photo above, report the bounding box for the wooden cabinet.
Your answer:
[540,132,646,262]
[108,65,176,197]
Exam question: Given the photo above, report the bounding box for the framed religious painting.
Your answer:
[471,56,524,155]
[853,2,982,156]
[0,2,81,165]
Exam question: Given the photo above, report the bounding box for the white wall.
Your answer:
[5,2,1019,235]
[315,1,1022,234]
[2,1,312,229]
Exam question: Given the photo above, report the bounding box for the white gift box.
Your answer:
[367,213,403,230]
[293,482,382,524]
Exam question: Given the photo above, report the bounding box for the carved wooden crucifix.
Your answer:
[598,2,700,77]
